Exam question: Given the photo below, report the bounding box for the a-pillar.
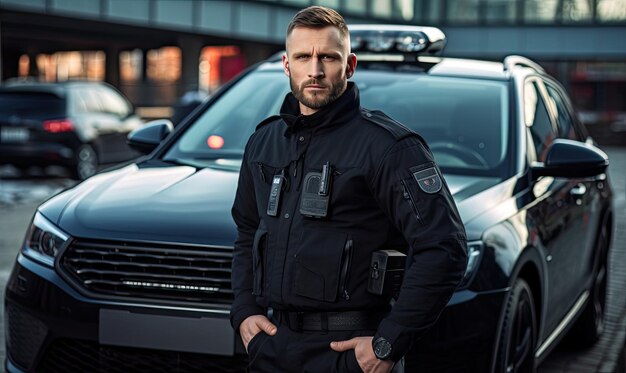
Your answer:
[105,46,121,88]
[177,35,202,98]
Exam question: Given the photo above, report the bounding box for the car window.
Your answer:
[0,92,66,119]
[525,80,556,162]
[545,83,581,141]
[97,86,131,117]
[77,88,103,113]
[164,69,511,177]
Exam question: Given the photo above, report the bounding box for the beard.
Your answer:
[289,75,347,111]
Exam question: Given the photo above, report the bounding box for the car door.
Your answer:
[544,80,603,293]
[91,85,140,163]
[524,78,584,335]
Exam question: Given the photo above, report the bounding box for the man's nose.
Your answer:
[308,59,324,79]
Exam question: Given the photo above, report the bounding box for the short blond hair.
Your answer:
[286,6,349,39]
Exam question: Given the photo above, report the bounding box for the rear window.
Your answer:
[0,92,66,118]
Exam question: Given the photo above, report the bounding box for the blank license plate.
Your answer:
[99,309,235,355]
[0,127,29,143]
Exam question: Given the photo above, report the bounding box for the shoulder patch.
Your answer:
[411,166,442,194]
[360,108,415,141]
[255,115,282,131]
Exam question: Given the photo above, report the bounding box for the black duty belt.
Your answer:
[273,310,385,332]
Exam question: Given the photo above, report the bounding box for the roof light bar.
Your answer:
[349,25,447,59]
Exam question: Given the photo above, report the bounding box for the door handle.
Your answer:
[570,184,587,197]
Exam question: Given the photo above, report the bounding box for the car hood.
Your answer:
[40,162,504,246]
[41,161,240,246]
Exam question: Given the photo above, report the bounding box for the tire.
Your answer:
[568,213,610,347]
[495,279,537,373]
[71,144,99,180]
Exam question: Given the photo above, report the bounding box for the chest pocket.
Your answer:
[293,227,349,302]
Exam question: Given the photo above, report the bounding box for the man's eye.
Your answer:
[296,56,309,60]
[321,56,336,61]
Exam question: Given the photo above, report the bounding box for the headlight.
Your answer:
[22,212,69,267]
[458,241,483,288]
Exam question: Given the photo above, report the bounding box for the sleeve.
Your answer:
[230,143,265,332]
[369,136,468,361]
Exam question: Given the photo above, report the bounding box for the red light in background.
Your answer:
[207,135,224,149]
[43,119,74,133]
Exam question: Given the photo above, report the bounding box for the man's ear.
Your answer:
[346,53,357,79]
[282,54,290,77]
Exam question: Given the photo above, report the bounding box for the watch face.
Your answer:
[373,337,392,360]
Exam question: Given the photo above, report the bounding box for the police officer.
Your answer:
[231,6,467,373]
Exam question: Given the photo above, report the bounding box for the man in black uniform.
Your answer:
[231,6,467,372]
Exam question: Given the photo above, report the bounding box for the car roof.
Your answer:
[0,80,107,97]
[258,55,527,81]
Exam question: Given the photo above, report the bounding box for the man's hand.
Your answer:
[239,315,277,351]
[330,336,394,373]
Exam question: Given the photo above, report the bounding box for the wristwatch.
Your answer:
[372,336,392,360]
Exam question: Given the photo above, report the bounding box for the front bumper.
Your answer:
[0,141,79,168]
[4,253,247,373]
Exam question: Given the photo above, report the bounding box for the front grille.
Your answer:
[60,239,233,304]
[38,339,248,373]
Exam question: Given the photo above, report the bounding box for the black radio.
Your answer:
[367,250,406,298]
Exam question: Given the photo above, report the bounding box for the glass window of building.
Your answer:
[561,0,592,23]
[597,0,626,21]
[485,0,518,23]
[283,0,312,6]
[525,0,559,23]
[447,0,480,23]
[372,0,393,18]
[345,0,367,15]
[314,0,339,7]
[396,0,415,21]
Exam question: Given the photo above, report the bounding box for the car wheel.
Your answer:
[568,213,610,347]
[496,278,537,373]
[71,144,98,180]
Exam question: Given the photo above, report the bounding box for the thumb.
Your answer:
[259,318,277,335]
[330,338,357,352]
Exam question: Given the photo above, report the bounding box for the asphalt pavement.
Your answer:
[1,147,625,372]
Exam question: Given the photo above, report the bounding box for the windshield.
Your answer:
[164,67,510,177]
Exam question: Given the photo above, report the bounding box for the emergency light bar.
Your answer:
[349,25,447,60]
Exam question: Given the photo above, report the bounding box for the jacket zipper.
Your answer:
[257,162,266,183]
[401,179,421,223]
[339,239,353,301]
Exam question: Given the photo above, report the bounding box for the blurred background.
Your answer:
[0,0,624,140]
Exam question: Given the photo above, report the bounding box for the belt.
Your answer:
[273,310,385,332]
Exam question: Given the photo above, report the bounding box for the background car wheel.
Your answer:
[71,144,98,180]
[567,213,611,347]
[496,278,537,373]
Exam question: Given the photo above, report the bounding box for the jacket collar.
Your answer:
[280,82,360,136]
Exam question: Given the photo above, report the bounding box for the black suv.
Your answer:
[5,26,612,372]
[0,81,144,179]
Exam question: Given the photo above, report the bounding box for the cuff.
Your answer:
[375,318,413,362]
[230,299,265,334]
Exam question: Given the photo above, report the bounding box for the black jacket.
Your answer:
[231,82,467,361]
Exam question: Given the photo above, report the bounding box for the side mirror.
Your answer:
[127,119,174,154]
[531,139,608,179]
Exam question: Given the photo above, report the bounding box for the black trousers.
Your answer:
[246,319,375,373]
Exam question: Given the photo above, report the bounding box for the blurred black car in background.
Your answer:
[0,81,144,179]
[5,26,613,373]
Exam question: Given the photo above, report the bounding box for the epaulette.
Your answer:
[255,115,282,131]
[360,108,415,141]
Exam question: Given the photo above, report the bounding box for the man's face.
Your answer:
[283,26,357,115]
